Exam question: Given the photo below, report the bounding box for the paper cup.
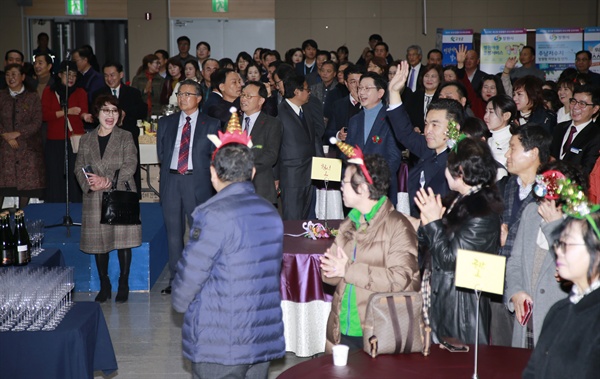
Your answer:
[323,145,330,154]
[332,344,349,366]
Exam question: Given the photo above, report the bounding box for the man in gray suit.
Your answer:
[240,81,282,205]
[157,79,220,294]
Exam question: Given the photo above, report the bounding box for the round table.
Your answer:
[278,345,532,378]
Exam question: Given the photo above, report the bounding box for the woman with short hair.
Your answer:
[321,152,421,352]
[74,94,142,303]
[512,76,557,132]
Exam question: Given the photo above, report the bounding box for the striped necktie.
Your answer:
[177,117,191,174]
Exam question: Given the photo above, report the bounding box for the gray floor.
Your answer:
[76,267,311,379]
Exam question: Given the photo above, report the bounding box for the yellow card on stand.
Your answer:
[311,157,342,182]
[455,249,506,295]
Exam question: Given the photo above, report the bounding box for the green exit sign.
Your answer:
[66,0,86,16]
[212,0,228,13]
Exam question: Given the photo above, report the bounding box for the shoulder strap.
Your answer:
[111,169,120,190]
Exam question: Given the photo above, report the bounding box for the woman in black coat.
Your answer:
[416,137,503,344]
[523,210,600,378]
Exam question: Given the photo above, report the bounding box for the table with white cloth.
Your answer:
[281,220,340,357]
[139,141,159,196]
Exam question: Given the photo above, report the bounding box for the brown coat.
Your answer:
[322,200,421,353]
[74,126,141,254]
[0,89,45,191]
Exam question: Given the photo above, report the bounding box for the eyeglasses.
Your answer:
[274,79,282,86]
[299,87,311,93]
[100,108,119,116]
[240,93,259,99]
[552,240,586,251]
[569,98,595,108]
[176,92,197,98]
[358,86,378,92]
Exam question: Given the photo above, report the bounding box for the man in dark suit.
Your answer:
[550,84,600,176]
[157,79,220,294]
[206,68,242,130]
[406,45,425,92]
[575,50,600,88]
[73,47,104,116]
[94,62,147,195]
[240,81,282,205]
[325,64,363,142]
[295,39,319,77]
[346,72,401,206]
[277,72,324,220]
[463,49,488,93]
[387,61,465,216]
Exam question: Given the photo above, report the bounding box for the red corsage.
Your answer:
[372,135,382,144]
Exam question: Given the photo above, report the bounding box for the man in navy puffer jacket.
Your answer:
[172,142,285,379]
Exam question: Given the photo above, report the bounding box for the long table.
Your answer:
[281,220,339,357]
[278,345,532,378]
[25,203,168,291]
[0,302,117,379]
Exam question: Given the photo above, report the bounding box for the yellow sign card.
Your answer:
[311,157,342,182]
[455,249,506,295]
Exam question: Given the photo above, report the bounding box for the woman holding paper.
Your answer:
[416,137,503,345]
[505,162,584,348]
[523,194,600,378]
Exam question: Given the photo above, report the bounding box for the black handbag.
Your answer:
[100,169,141,225]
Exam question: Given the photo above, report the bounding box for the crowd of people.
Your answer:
[2,31,600,378]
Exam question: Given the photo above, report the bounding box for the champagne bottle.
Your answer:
[0,212,14,266]
[13,210,31,265]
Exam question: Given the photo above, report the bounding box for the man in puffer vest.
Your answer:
[172,124,285,379]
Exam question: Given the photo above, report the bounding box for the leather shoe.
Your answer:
[161,285,171,295]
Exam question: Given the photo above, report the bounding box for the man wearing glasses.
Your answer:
[94,61,147,195]
[276,72,324,220]
[157,79,220,295]
[240,81,282,205]
[550,84,600,176]
[346,72,401,206]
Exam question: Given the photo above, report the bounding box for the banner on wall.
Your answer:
[480,29,527,75]
[536,28,583,81]
[584,27,600,74]
[441,29,474,66]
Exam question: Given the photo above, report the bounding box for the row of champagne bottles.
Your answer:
[0,210,32,266]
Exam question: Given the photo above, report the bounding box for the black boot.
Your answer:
[95,254,112,302]
[115,248,132,303]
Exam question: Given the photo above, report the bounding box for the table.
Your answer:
[139,143,159,196]
[0,248,65,269]
[25,203,168,291]
[0,302,118,379]
[29,248,65,268]
[281,220,340,357]
[278,345,532,378]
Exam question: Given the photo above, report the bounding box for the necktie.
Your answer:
[112,89,117,97]
[424,95,432,114]
[245,116,251,135]
[562,125,577,156]
[299,108,305,121]
[409,68,415,90]
[177,117,191,174]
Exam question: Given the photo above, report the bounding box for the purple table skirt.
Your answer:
[280,220,340,303]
